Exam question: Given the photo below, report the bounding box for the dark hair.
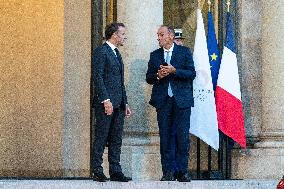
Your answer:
[105,22,125,40]
[161,25,175,36]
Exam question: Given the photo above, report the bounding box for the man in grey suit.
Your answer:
[92,22,132,182]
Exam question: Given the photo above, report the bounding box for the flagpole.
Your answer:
[226,0,231,12]
[208,0,211,12]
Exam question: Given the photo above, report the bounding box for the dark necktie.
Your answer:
[114,48,122,64]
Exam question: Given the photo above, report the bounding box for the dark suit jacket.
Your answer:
[92,43,127,109]
[146,44,196,109]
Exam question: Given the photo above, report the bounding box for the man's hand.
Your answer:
[103,101,113,115]
[160,65,176,74]
[157,67,169,79]
[125,105,132,118]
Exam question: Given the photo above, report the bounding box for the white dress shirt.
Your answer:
[106,41,117,56]
[163,43,174,63]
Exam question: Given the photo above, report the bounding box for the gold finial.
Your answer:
[226,0,231,12]
[208,0,211,12]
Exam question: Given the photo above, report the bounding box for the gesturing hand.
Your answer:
[157,68,169,79]
[160,65,176,74]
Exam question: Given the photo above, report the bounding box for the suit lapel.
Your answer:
[158,48,164,65]
[104,43,122,71]
[170,44,178,67]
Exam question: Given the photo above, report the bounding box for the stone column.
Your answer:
[114,0,163,180]
[63,0,91,177]
[236,0,262,146]
[256,1,284,149]
[232,0,284,179]
[253,0,284,177]
[0,0,65,177]
[0,0,91,177]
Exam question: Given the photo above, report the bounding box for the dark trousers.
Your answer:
[156,97,191,174]
[92,104,125,175]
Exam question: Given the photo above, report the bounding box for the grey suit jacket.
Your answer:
[92,43,127,109]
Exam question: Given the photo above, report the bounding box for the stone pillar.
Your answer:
[236,0,262,146]
[256,1,284,149]
[113,0,163,180]
[0,0,64,177]
[0,0,91,177]
[253,0,284,177]
[63,0,91,177]
[232,0,284,179]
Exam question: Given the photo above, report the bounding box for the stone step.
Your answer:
[0,180,278,189]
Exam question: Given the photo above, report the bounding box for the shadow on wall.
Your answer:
[123,58,152,145]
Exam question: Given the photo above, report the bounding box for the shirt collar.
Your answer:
[163,43,174,52]
[106,41,117,51]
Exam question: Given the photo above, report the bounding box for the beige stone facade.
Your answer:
[0,0,65,177]
[0,0,283,180]
[0,0,91,177]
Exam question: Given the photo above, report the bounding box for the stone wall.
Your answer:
[0,0,64,177]
[0,0,91,177]
[62,0,91,177]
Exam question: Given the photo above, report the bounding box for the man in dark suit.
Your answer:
[92,22,132,182]
[146,25,196,182]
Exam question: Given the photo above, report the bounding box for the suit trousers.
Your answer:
[92,104,125,175]
[156,96,191,173]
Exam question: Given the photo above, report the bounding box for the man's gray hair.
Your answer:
[161,25,175,35]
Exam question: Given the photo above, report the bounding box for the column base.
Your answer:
[102,145,162,180]
[231,146,284,179]
[255,132,284,148]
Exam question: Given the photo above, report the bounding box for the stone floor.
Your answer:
[0,179,278,189]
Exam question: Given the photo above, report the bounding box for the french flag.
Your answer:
[215,12,246,148]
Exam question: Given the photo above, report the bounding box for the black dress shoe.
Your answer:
[160,171,175,181]
[92,172,108,182]
[110,172,132,182]
[177,172,191,182]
